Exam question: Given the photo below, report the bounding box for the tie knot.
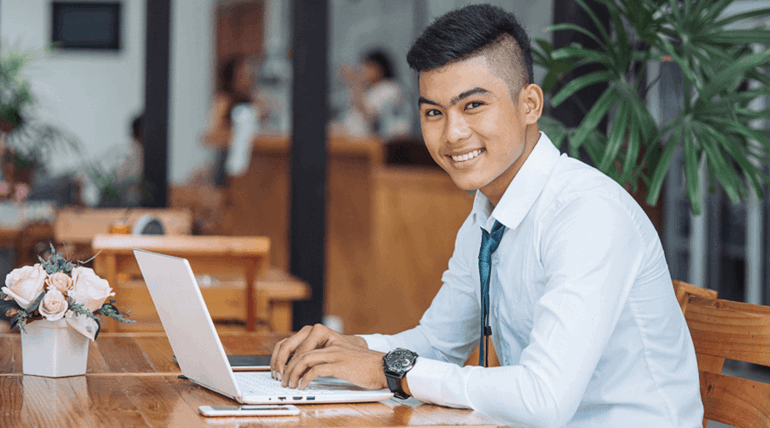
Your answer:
[479,221,505,262]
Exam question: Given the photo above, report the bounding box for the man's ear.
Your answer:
[520,84,544,125]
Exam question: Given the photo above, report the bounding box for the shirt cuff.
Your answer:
[406,357,479,409]
[357,334,393,353]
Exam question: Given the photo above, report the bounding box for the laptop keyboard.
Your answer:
[234,372,368,396]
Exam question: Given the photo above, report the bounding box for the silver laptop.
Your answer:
[133,249,393,404]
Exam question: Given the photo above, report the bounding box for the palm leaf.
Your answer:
[646,128,681,206]
[550,70,615,107]
[599,99,630,172]
[570,85,617,152]
[683,130,703,215]
[545,23,607,49]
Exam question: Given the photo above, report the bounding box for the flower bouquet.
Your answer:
[0,245,135,377]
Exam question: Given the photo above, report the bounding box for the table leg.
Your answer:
[245,258,257,331]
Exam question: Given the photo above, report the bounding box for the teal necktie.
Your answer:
[478,220,505,367]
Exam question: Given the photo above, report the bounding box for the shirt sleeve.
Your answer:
[374,195,649,428]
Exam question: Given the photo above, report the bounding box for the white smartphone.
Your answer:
[198,405,300,417]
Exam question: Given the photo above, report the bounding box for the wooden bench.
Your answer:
[116,267,310,333]
[91,234,271,332]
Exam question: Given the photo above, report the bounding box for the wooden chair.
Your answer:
[673,279,718,314]
[13,220,55,268]
[168,184,227,235]
[684,296,770,428]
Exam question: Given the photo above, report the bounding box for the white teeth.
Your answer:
[451,149,483,162]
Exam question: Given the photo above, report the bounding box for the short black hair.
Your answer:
[406,4,533,89]
[220,55,244,96]
[363,49,396,80]
[131,113,143,142]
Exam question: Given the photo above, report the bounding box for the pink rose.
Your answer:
[14,183,29,201]
[70,267,114,312]
[46,272,74,294]
[39,289,68,321]
[2,264,46,309]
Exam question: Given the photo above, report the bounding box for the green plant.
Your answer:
[0,43,35,130]
[533,0,770,215]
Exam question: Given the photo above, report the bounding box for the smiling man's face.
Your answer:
[418,55,540,206]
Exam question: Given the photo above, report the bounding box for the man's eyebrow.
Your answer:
[417,87,491,108]
[418,96,439,107]
[451,87,490,105]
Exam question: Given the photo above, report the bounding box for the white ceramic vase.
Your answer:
[20,318,89,377]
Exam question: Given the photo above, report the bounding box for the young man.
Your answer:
[271,4,703,427]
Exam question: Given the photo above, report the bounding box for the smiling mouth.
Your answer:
[449,148,485,162]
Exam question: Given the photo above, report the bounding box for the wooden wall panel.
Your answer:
[359,167,474,335]
[223,150,290,270]
[325,156,377,332]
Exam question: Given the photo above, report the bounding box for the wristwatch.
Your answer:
[382,348,418,399]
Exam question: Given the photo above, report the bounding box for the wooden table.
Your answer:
[0,332,507,427]
[91,234,271,332]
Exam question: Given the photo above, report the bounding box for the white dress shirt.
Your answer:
[361,133,703,428]
[225,103,259,177]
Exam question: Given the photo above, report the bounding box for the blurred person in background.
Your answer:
[203,55,266,186]
[333,49,411,141]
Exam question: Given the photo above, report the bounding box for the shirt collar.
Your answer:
[472,132,561,231]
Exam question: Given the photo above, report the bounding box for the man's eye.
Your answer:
[425,109,441,117]
[466,101,483,110]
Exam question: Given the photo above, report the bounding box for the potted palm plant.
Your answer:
[0,43,83,201]
[533,0,770,215]
[0,43,38,194]
[0,44,33,134]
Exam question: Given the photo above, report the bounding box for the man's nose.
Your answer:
[443,112,472,144]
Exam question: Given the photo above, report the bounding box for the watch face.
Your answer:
[385,348,416,375]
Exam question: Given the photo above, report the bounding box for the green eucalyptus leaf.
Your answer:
[26,291,46,314]
[93,317,101,341]
[0,298,21,324]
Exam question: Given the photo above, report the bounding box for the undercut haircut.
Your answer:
[406,4,533,98]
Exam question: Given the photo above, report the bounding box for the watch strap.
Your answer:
[385,372,409,400]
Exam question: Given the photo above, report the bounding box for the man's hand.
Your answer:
[270,324,387,390]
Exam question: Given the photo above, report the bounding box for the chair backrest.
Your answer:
[673,279,718,314]
[54,207,192,244]
[684,296,770,428]
[168,185,226,235]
